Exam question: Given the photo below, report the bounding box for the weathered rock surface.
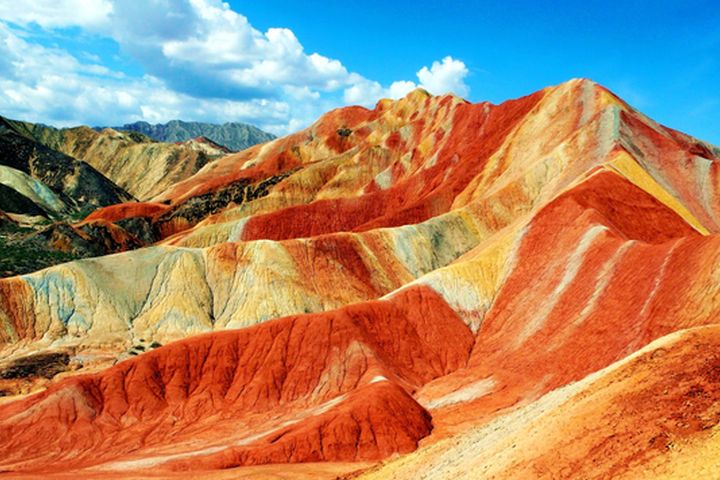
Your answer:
[0,286,468,473]
[1,79,719,478]
[6,117,241,200]
[0,117,133,215]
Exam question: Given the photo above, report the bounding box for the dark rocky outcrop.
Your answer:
[155,169,297,236]
[0,117,134,211]
[0,184,46,217]
[0,352,71,380]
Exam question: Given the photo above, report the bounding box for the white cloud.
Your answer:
[0,0,112,29]
[103,0,359,100]
[388,80,419,98]
[343,80,384,105]
[0,23,290,133]
[417,56,470,97]
[0,0,471,135]
[343,56,470,107]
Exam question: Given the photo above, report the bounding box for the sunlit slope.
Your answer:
[0,78,719,479]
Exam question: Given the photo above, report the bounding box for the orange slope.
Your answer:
[1,79,720,479]
[0,286,470,475]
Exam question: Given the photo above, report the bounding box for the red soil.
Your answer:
[241,92,543,241]
[0,286,471,473]
[84,202,171,223]
[426,169,711,432]
[501,327,720,479]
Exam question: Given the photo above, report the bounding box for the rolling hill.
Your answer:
[0,79,719,479]
[6,117,237,200]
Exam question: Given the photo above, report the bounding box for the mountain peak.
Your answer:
[1,79,719,479]
[403,87,432,100]
[106,119,276,151]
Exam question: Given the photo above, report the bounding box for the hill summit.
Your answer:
[106,119,276,151]
[1,79,719,479]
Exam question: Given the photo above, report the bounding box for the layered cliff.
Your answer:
[0,79,719,479]
[6,117,241,200]
[0,117,133,218]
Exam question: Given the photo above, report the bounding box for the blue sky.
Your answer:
[0,0,717,142]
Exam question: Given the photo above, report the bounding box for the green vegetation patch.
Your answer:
[0,225,80,277]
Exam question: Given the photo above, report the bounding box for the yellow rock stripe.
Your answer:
[608,150,710,235]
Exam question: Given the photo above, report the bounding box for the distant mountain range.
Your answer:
[0,114,270,276]
[104,120,276,152]
[0,116,133,218]
[5,118,235,200]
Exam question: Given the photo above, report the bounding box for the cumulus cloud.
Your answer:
[100,0,360,101]
[0,22,290,133]
[0,0,471,134]
[0,0,112,29]
[343,56,470,107]
[417,57,470,97]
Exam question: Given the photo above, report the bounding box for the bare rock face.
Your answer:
[6,118,244,201]
[106,119,275,152]
[0,117,133,215]
[0,117,268,277]
[1,79,720,478]
[0,286,466,471]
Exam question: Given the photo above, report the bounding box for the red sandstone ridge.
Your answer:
[1,79,720,479]
[0,286,469,474]
[185,136,233,154]
[84,202,171,223]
